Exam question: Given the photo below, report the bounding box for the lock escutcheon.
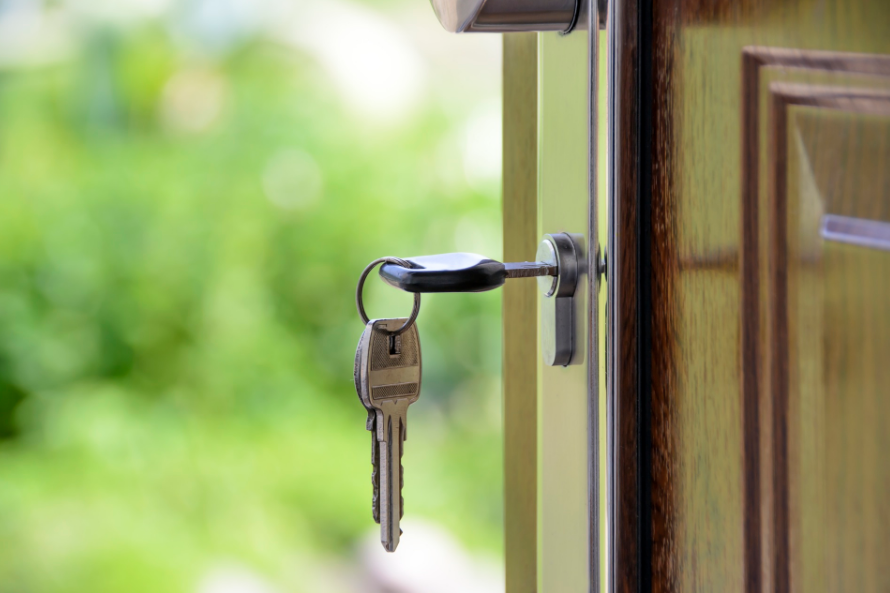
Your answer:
[537,233,582,366]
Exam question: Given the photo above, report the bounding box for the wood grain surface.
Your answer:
[627,0,890,591]
[768,82,890,593]
[609,0,642,589]
[742,48,890,593]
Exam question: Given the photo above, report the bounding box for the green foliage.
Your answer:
[0,10,502,592]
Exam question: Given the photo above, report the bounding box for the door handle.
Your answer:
[429,0,584,33]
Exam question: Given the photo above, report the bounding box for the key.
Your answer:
[354,327,381,524]
[354,317,422,552]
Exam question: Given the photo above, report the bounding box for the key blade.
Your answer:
[503,261,558,278]
[380,412,404,552]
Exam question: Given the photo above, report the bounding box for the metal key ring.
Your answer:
[356,257,421,335]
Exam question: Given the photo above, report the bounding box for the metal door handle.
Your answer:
[429,0,585,33]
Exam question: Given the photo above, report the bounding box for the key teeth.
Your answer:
[371,430,381,524]
[372,475,380,524]
[400,431,405,519]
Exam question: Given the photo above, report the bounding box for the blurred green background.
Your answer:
[0,0,504,591]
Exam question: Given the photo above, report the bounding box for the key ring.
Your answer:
[356,257,421,335]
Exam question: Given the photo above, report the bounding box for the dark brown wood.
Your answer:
[611,0,641,589]
[502,32,538,593]
[768,85,791,593]
[741,47,765,593]
[650,3,679,592]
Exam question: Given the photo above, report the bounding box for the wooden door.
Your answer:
[610,0,890,591]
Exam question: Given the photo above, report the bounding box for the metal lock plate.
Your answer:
[537,233,582,366]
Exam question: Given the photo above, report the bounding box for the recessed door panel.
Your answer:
[774,93,890,593]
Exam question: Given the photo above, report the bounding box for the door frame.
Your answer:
[502,1,607,589]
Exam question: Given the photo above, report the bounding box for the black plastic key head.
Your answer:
[379,253,507,293]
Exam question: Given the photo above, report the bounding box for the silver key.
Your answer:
[355,317,422,552]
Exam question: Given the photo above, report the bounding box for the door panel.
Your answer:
[631,1,890,592]
[743,47,890,593]
[771,88,890,592]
